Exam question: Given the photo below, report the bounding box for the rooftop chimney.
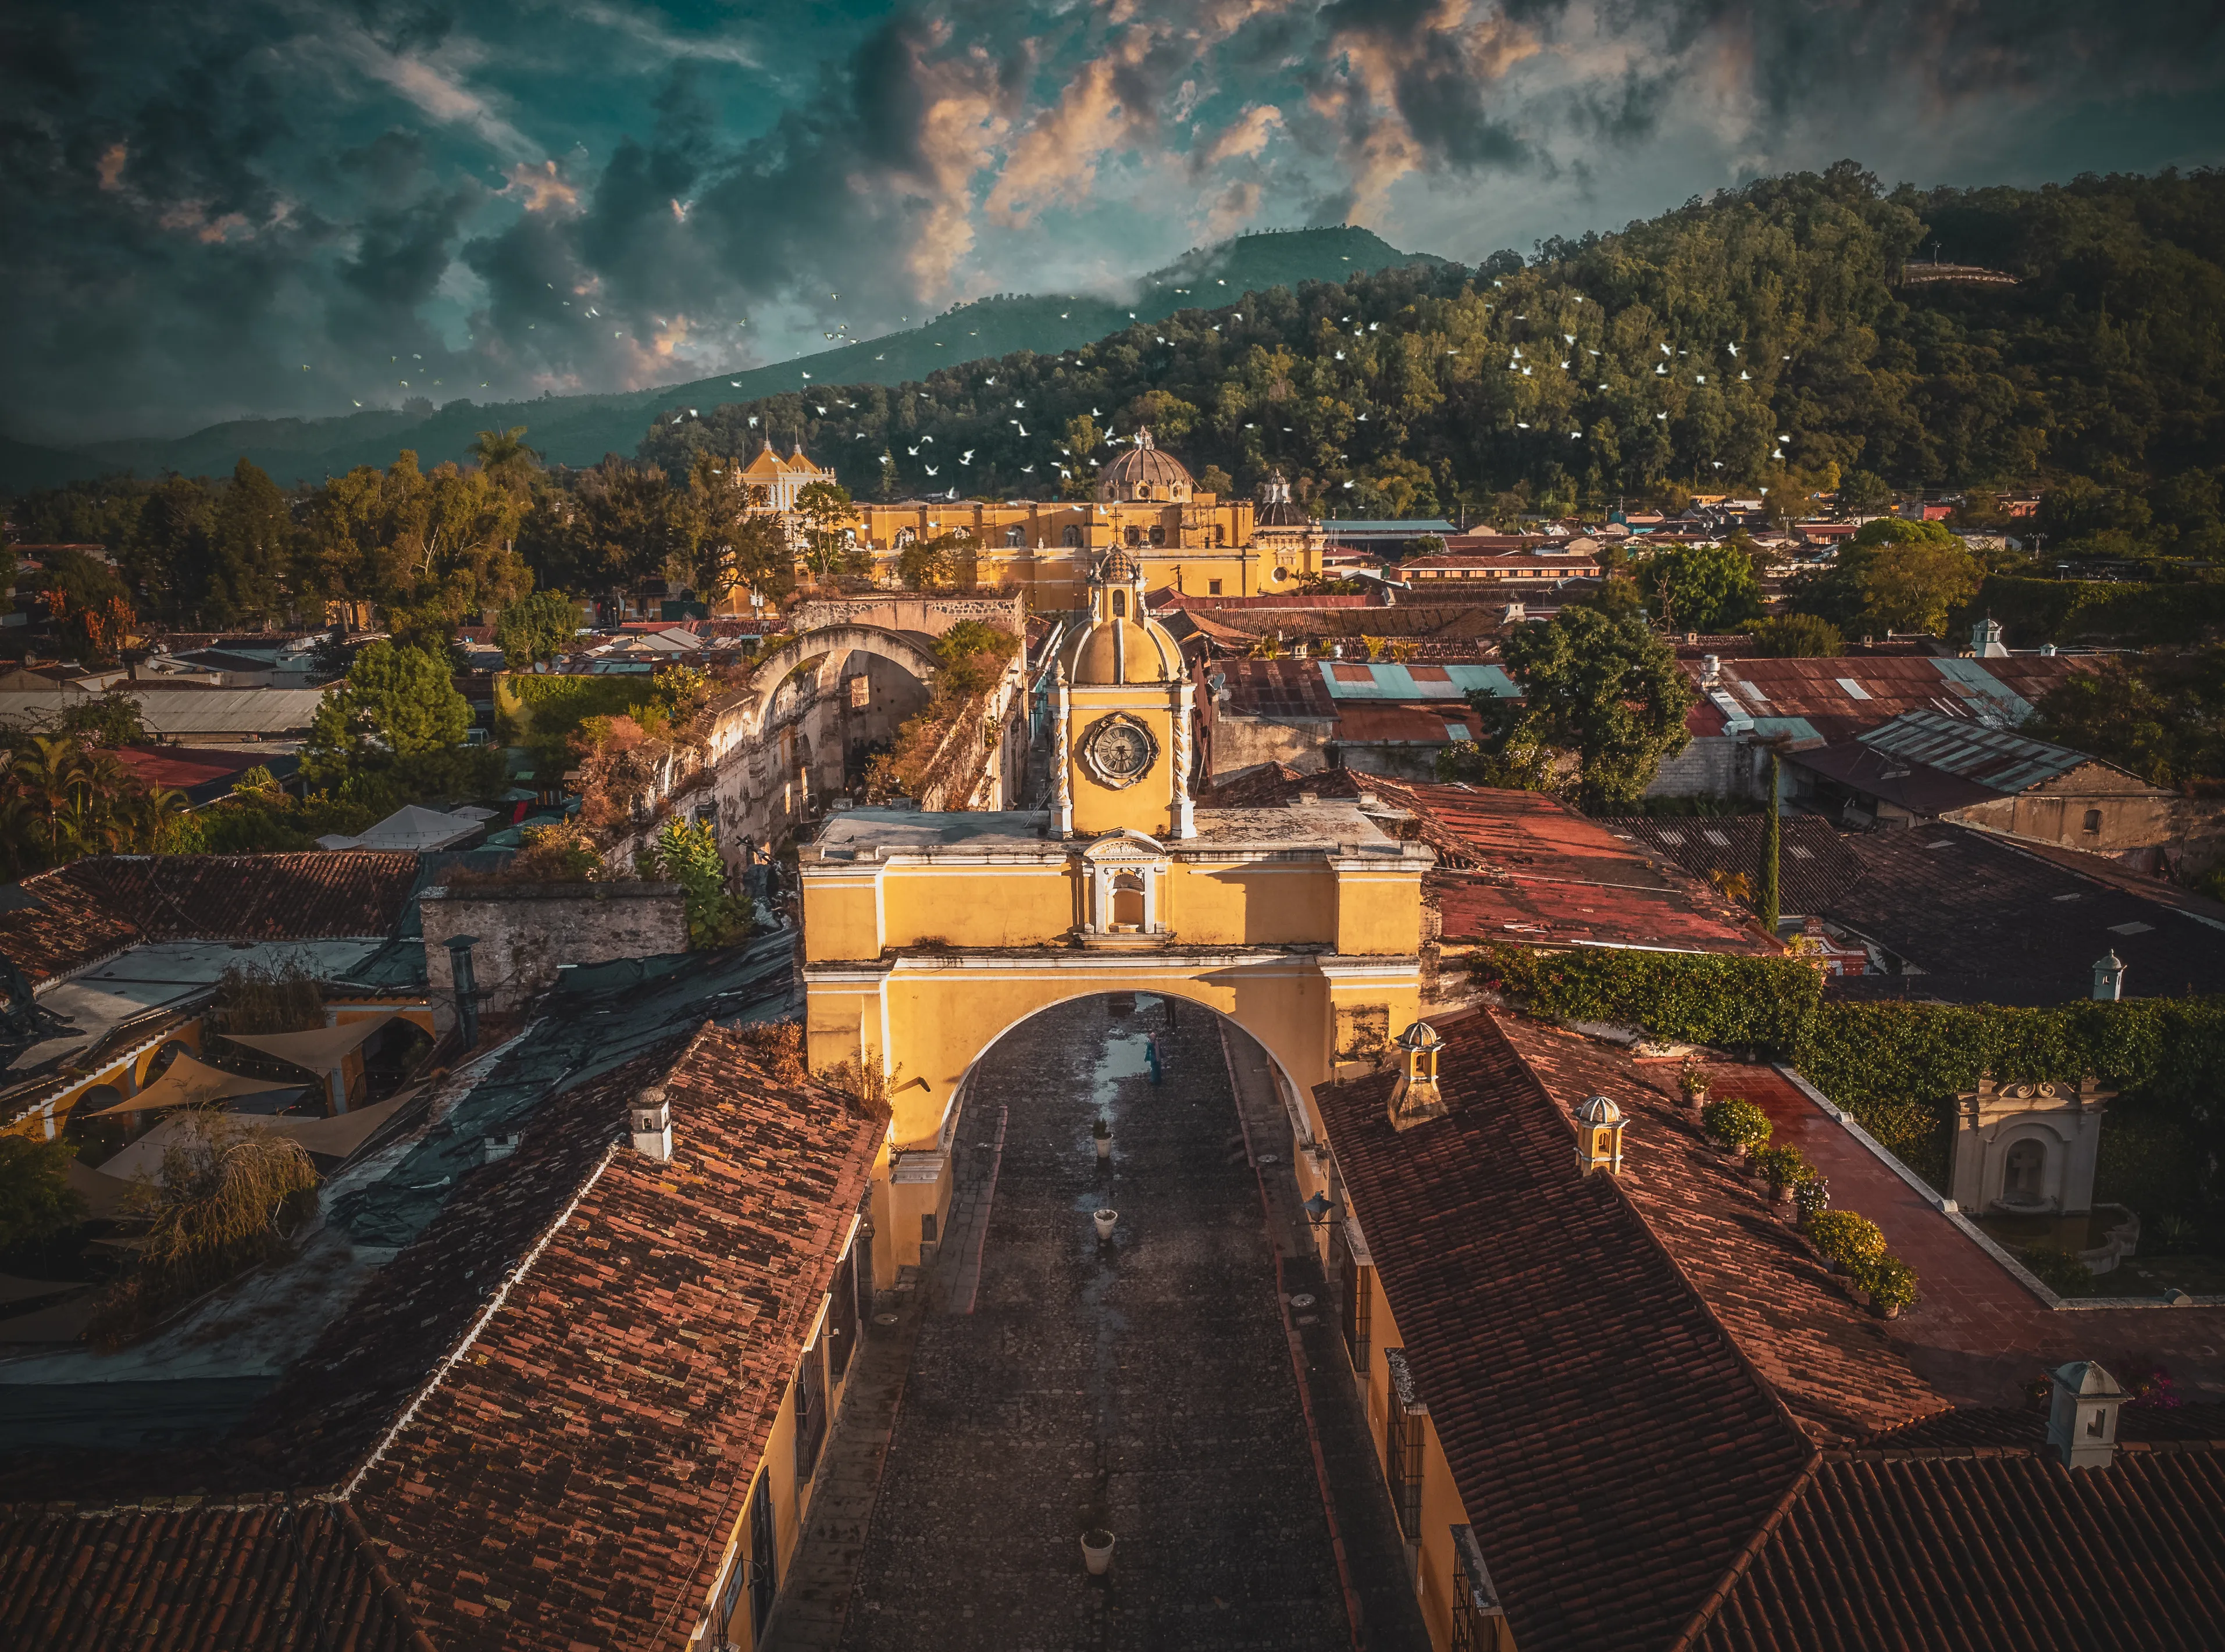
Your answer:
[1387,1022,1447,1132]
[629,1086,673,1161]
[1575,1096,1625,1177]
[2046,1361,2126,1470]
[1700,653,1721,687]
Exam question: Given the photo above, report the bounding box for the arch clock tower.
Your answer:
[1054,549,1195,840]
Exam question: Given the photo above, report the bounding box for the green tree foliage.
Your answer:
[647,816,755,947]
[1476,608,1695,808]
[0,1135,85,1253]
[1789,516,1982,637]
[56,688,149,747]
[2024,647,2225,791]
[304,641,498,800]
[1838,470,1892,515]
[794,479,858,583]
[0,733,188,874]
[495,587,582,669]
[1744,613,1846,656]
[1636,539,1763,632]
[468,425,541,495]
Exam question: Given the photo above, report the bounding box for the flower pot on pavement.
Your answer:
[1095,1135,1112,1160]
[1093,1209,1118,1241]
[1082,1529,1115,1576]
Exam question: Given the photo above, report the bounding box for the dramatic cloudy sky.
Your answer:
[7,0,2224,444]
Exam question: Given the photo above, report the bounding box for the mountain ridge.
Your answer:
[8,227,1445,493]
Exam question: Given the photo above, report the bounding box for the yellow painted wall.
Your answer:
[1335,869,1426,956]
[1168,862,1340,946]
[1350,1246,1482,1652]
[1066,693,1179,839]
[878,866,1078,950]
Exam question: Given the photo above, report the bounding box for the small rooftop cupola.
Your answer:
[2092,950,2127,1002]
[1575,1095,1625,1177]
[629,1085,673,1162]
[1387,1022,1447,1132]
[1971,616,2009,658]
[2047,1360,2126,1470]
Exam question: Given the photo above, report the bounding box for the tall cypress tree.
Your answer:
[1762,751,1783,936]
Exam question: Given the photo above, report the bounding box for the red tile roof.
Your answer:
[1491,1019,1943,1443]
[287,1025,878,1650]
[107,745,272,793]
[0,1023,880,1652]
[1320,1011,2225,1650]
[0,1497,425,1652]
[0,854,420,987]
[1697,1450,2225,1651]
[1370,781,1778,955]
[1314,1011,1817,1652]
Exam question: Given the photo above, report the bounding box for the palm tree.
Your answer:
[469,426,540,494]
[12,736,90,862]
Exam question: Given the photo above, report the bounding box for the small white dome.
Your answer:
[1577,1094,1622,1126]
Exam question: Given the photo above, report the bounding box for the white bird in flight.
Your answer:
[962,449,975,462]
[925,465,939,476]
[908,445,920,456]
[1021,465,1035,473]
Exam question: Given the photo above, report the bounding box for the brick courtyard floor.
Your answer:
[830,997,1387,1652]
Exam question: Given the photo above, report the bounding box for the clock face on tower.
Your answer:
[1079,713,1159,790]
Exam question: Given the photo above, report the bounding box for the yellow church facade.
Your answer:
[725,430,1329,609]
[797,549,1427,1287]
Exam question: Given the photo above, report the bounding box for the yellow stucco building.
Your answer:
[797,548,1428,1285]
[712,432,1329,610]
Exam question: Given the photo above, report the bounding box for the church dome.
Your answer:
[1094,428,1195,504]
[1256,469,1311,528]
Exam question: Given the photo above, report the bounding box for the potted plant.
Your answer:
[1081,1528,1116,1576]
[1700,1098,1771,1161]
[1793,1176,1830,1232]
[1093,1208,1118,1241]
[1806,1210,1885,1276]
[1751,1146,1813,1211]
[1853,1252,1917,1319]
[1093,1116,1111,1160]
[1678,1061,1709,1115]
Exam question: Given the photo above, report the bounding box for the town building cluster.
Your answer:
[1,433,2221,1651]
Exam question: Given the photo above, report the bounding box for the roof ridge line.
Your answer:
[338,1137,621,1503]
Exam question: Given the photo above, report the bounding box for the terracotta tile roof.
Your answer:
[1211,656,1336,719]
[1322,1011,2225,1648]
[1314,1011,1818,1652]
[1491,1018,1944,1443]
[1818,826,2225,1004]
[285,1025,878,1650]
[0,1497,425,1652]
[1696,1450,2225,1651]
[1370,781,1778,955]
[0,854,420,988]
[1599,815,1865,918]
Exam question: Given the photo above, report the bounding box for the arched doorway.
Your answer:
[839,993,1359,1650]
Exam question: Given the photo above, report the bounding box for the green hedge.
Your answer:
[1482,944,1822,1051]
[1478,944,2225,1225]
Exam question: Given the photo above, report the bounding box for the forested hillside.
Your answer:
[640,164,2225,548]
[8,227,1438,490]
[9,165,2225,640]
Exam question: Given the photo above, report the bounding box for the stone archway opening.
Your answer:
[841,991,1360,1650]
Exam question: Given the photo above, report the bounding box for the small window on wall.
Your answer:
[1214,524,1226,546]
[1005,526,1024,547]
[1272,566,1288,581]
[1062,525,1082,547]
[1208,580,1224,595]
[1149,526,1167,547]
[1125,526,1142,547]
[2083,809,2103,834]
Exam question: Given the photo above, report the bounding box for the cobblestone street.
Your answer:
[833,997,1363,1651]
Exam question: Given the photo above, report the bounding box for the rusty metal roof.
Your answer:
[1692,655,2097,743]
[1855,709,2141,793]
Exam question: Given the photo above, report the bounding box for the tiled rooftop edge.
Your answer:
[1772,1064,2225,1315]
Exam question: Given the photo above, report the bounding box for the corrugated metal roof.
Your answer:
[1855,709,2112,792]
[57,687,331,736]
[1315,661,1514,700]
[1688,656,2096,744]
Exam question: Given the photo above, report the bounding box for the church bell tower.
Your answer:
[1055,550,1195,840]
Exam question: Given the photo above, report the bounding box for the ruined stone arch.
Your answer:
[744,625,942,737]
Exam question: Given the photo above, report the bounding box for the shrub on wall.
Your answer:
[1480,943,2225,1223]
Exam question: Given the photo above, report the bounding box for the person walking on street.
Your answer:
[1145,1033,1163,1086]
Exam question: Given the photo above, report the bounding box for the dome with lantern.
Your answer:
[1094,427,1196,504]
[1062,548,1184,686]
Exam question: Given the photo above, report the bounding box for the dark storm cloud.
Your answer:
[2,0,2222,445]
